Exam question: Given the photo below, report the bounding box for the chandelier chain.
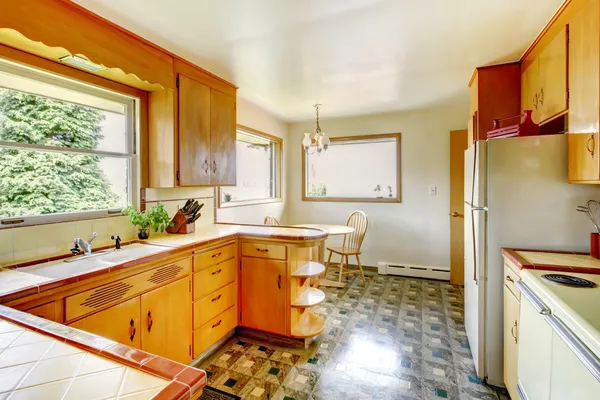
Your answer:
[314,103,322,134]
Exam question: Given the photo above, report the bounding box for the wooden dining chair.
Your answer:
[325,210,368,285]
[264,216,280,226]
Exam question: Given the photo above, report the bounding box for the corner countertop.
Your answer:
[0,223,328,304]
[501,248,600,275]
[0,305,206,399]
[521,269,600,359]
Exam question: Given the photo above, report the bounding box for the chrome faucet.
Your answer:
[71,232,97,256]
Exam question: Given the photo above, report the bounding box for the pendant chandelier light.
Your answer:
[302,104,330,154]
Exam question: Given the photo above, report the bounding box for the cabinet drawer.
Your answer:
[193,282,237,329]
[65,257,191,322]
[241,243,286,260]
[193,305,236,357]
[193,242,236,272]
[504,264,521,300]
[193,258,237,300]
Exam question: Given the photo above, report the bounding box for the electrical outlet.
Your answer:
[429,185,437,196]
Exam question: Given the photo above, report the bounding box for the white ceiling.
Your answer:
[74,0,564,121]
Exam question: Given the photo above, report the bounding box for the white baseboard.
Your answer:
[377,261,450,281]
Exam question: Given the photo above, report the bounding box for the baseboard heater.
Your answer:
[377,261,450,281]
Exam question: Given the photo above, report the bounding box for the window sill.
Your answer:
[218,198,283,209]
[302,197,401,203]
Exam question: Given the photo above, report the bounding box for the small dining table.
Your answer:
[293,224,355,288]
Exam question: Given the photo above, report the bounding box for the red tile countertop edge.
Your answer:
[501,248,600,274]
[0,305,206,400]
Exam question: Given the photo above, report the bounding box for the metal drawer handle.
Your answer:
[211,252,222,259]
[506,275,514,283]
[514,281,550,315]
[587,134,595,158]
[212,294,222,302]
[203,159,209,175]
[213,160,217,174]
[147,311,153,332]
[211,269,222,275]
[277,274,281,290]
[256,248,269,253]
[212,320,222,329]
[129,318,136,342]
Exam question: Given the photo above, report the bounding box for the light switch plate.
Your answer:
[429,185,437,196]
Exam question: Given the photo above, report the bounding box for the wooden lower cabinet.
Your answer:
[503,285,519,400]
[240,257,287,335]
[68,277,192,363]
[193,306,237,358]
[69,296,141,349]
[141,277,191,364]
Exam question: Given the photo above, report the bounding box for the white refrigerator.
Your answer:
[463,134,600,386]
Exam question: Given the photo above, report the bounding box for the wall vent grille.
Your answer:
[148,264,183,285]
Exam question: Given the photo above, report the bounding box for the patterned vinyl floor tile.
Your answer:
[198,271,510,400]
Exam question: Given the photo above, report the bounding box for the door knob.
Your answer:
[450,212,461,218]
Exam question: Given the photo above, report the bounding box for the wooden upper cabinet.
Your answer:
[68,296,141,349]
[210,89,237,186]
[140,277,191,364]
[178,74,211,186]
[569,0,600,134]
[148,60,237,188]
[567,0,600,183]
[538,27,568,122]
[521,57,540,122]
[521,27,568,124]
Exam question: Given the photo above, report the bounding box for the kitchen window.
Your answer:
[303,133,401,202]
[219,126,282,207]
[0,59,138,227]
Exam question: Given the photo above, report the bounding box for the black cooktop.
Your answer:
[541,274,597,288]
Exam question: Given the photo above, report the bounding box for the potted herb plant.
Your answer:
[123,203,173,240]
[223,192,232,202]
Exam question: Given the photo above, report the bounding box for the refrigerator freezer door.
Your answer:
[464,141,487,379]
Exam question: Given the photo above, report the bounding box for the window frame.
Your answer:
[0,57,140,228]
[218,124,283,208]
[302,132,402,203]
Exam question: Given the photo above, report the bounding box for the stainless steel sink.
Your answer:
[63,250,110,263]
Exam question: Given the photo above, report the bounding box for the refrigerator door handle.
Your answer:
[469,206,488,283]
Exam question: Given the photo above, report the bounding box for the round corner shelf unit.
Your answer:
[291,261,325,278]
[291,287,326,308]
[290,311,325,338]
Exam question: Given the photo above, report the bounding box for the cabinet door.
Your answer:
[503,286,519,400]
[210,89,236,186]
[521,57,541,123]
[178,74,211,186]
[240,257,287,335]
[549,328,600,399]
[568,133,599,182]
[569,0,599,134]
[517,293,552,400]
[24,302,56,321]
[538,27,568,122]
[69,297,140,348]
[140,277,191,364]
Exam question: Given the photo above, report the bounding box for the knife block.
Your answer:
[166,210,196,234]
[591,233,600,259]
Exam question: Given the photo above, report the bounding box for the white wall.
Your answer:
[217,97,289,225]
[286,103,468,268]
